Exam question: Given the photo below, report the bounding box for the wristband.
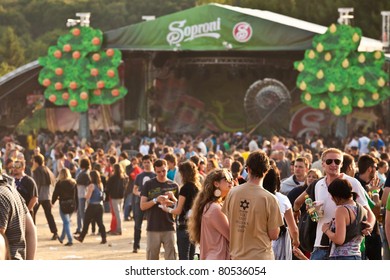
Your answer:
[293,208,300,213]
[153,198,157,204]
[371,189,379,194]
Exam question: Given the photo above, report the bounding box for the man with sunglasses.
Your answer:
[355,154,382,260]
[12,160,38,219]
[293,148,375,260]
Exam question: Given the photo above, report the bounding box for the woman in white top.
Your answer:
[263,160,299,260]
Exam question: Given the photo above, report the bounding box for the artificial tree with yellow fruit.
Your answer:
[294,23,390,117]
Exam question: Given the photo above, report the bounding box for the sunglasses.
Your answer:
[325,159,342,165]
[220,169,233,183]
[13,162,23,169]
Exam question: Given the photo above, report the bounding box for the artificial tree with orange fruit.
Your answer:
[38,26,127,113]
[294,23,390,117]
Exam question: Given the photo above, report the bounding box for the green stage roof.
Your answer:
[104,3,383,52]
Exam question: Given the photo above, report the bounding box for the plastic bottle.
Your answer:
[305,195,319,222]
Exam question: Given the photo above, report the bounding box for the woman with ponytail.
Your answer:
[321,178,368,260]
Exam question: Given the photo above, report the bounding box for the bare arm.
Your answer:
[0,232,8,260]
[362,205,376,236]
[294,190,307,211]
[284,208,299,247]
[27,197,38,213]
[293,190,307,221]
[369,176,382,218]
[133,184,141,197]
[371,193,381,218]
[85,184,94,200]
[382,187,390,208]
[25,211,37,260]
[209,204,230,241]
[268,227,280,241]
[140,195,171,211]
[162,195,184,215]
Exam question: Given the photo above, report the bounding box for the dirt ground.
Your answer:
[35,203,149,260]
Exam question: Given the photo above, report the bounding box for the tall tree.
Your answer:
[0,27,25,67]
[0,62,15,76]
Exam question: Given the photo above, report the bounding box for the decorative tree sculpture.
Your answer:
[38,24,127,139]
[294,23,390,117]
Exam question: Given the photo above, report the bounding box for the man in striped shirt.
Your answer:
[0,172,37,260]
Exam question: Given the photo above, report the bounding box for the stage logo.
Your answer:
[232,22,252,43]
[167,18,221,45]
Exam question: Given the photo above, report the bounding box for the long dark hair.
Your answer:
[179,161,201,189]
[90,170,103,190]
[112,163,125,179]
[263,160,281,194]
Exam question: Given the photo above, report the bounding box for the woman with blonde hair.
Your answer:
[52,168,77,246]
[187,168,233,260]
[161,161,201,259]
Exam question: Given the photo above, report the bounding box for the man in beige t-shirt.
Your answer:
[222,150,283,260]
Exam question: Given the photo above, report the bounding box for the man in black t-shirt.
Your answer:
[13,160,38,219]
[140,159,178,260]
[355,154,382,260]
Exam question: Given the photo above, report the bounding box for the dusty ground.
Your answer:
[35,203,149,260]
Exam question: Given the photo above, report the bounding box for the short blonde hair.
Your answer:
[321,148,343,162]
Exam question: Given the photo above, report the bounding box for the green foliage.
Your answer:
[0,27,25,67]
[0,62,16,76]
[0,0,196,76]
[38,26,127,112]
[294,24,390,116]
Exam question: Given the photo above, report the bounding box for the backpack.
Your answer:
[298,179,319,253]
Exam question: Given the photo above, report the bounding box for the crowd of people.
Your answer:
[1,128,390,260]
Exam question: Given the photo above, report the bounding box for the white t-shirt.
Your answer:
[313,174,368,247]
[275,192,292,218]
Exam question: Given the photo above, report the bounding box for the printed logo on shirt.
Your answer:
[240,199,250,211]
[237,198,250,233]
